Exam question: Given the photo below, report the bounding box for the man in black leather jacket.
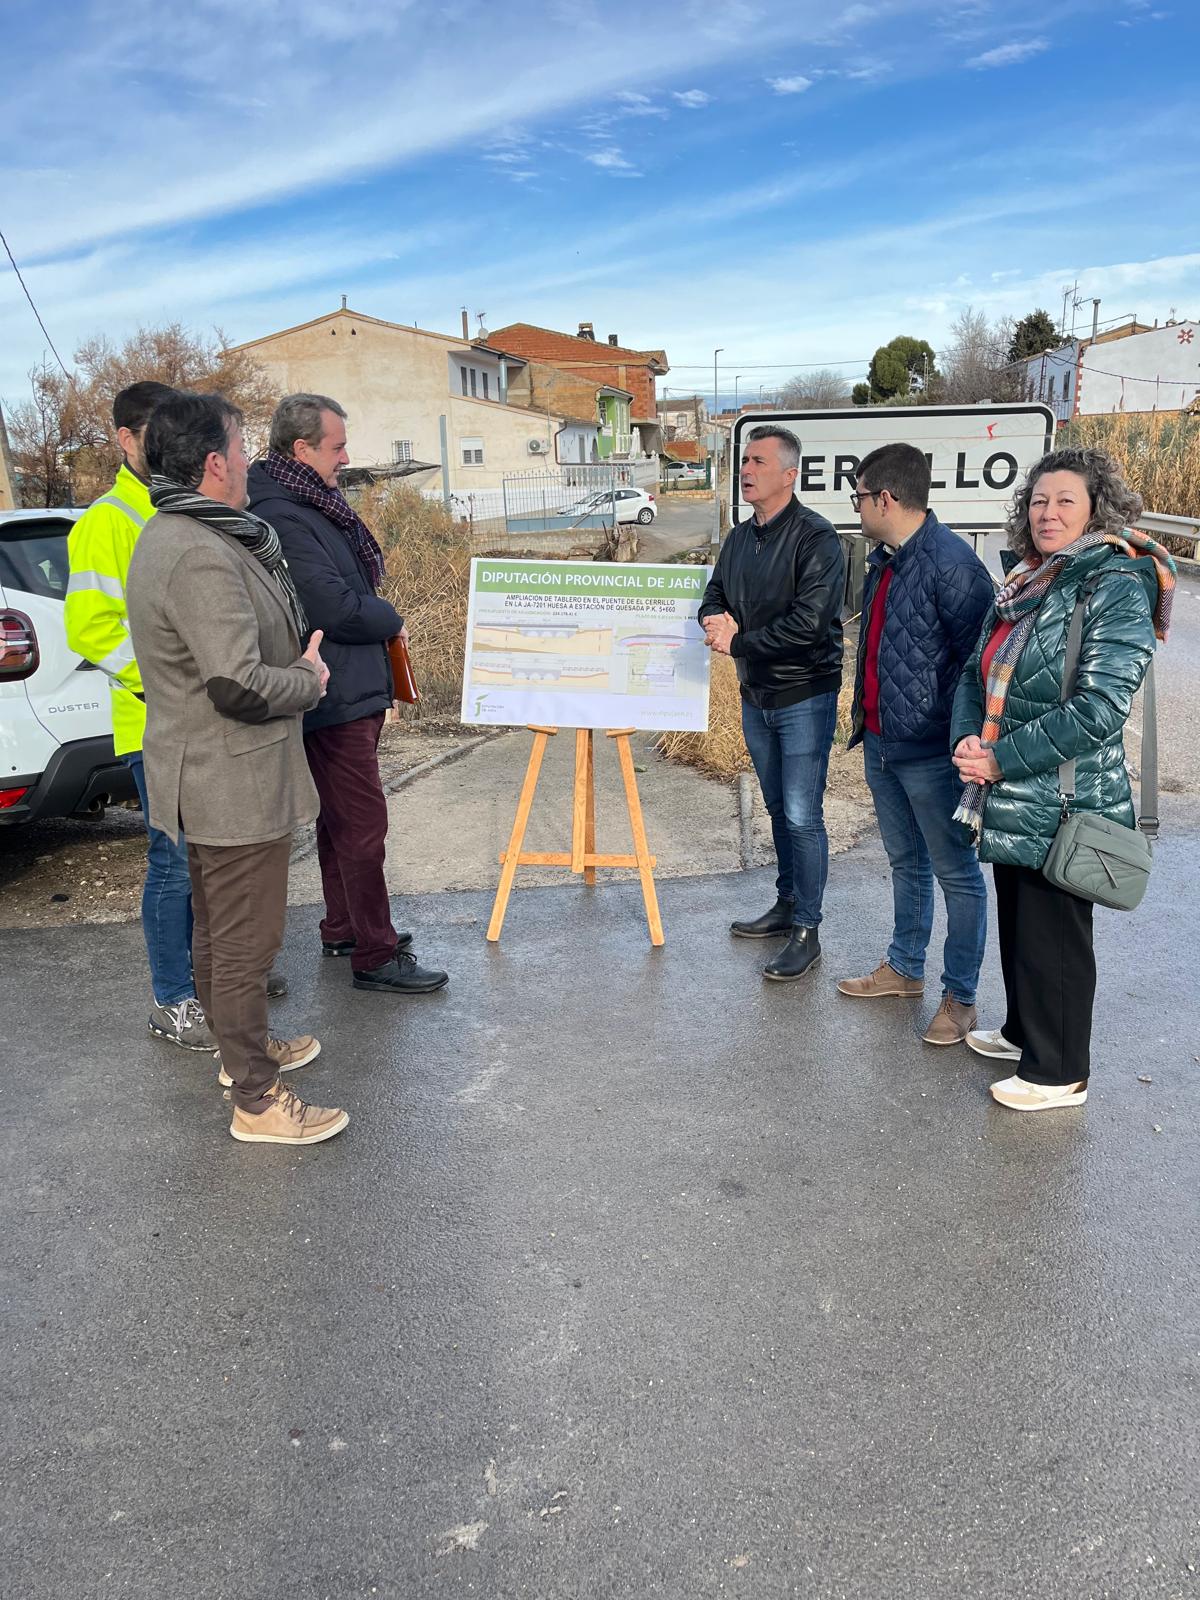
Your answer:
[698,425,845,980]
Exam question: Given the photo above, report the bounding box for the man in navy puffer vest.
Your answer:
[840,443,994,1045]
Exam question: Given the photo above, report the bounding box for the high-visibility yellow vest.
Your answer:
[65,465,154,756]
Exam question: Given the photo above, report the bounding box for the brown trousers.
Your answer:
[188,833,292,1112]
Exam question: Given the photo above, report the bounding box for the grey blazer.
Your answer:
[126,510,322,846]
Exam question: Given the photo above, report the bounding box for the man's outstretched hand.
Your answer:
[302,628,330,697]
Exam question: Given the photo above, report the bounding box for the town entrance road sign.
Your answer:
[730,404,1055,532]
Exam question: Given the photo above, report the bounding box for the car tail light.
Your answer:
[0,786,30,810]
[648,492,656,501]
[0,610,39,681]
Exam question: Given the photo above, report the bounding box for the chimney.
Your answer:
[462,308,470,339]
[577,321,595,340]
[607,333,619,346]
[340,294,348,310]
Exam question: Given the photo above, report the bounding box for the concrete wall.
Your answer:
[236,311,567,493]
[1077,322,1200,414]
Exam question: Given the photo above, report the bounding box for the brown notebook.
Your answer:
[388,635,419,703]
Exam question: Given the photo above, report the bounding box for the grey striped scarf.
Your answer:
[149,475,308,642]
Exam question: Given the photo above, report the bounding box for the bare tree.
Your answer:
[5,324,278,506]
[778,368,852,408]
[74,323,278,490]
[936,307,1021,404]
[6,363,90,506]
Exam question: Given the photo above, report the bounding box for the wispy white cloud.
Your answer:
[672,89,711,107]
[967,36,1048,67]
[585,147,640,175]
[768,74,814,94]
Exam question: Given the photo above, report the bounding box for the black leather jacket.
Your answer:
[698,496,845,708]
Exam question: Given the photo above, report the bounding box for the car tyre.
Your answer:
[637,507,654,524]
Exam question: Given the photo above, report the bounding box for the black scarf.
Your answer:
[149,476,308,642]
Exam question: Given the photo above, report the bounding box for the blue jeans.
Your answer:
[124,753,195,1006]
[741,690,838,928]
[862,731,987,1005]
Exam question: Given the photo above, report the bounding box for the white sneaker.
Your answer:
[990,1074,1087,1112]
[966,1027,1021,1061]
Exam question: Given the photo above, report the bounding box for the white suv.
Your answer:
[0,508,136,828]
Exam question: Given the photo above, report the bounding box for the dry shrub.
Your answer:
[357,484,471,720]
[1059,412,1200,547]
[656,655,749,778]
[656,650,857,781]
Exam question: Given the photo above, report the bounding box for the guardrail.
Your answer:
[1138,511,1200,562]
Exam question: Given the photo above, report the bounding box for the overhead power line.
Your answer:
[0,225,70,378]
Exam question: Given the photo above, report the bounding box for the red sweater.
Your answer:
[980,618,1017,686]
[862,564,894,736]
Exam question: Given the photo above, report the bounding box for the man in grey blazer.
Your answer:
[127,391,348,1147]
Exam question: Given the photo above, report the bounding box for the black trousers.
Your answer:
[992,863,1095,1086]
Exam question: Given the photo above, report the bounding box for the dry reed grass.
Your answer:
[656,652,857,781]
[357,483,472,721]
[1059,412,1200,546]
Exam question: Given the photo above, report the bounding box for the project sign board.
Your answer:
[730,404,1055,532]
[460,558,712,732]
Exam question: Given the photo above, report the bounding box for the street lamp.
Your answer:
[712,348,724,548]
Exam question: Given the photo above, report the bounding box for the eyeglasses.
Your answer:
[849,488,885,511]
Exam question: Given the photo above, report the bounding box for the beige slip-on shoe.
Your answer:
[989,1075,1087,1112]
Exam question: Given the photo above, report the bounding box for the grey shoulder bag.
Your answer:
[1041,584,1157,910]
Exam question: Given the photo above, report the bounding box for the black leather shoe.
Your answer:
[730,897,795,939]
[322,932,412,958]
[352,949,448,994]
[266,969,288,999]
[763,926,821,981]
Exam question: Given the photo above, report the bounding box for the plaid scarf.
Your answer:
[953,526,1176,839]
[149,475,308,642]
[261,450,385,589]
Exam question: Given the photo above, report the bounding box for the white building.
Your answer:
[230,306,596,496]
[1018,318,1200,422]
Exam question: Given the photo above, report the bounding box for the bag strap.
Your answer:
[1058,581,1158,839]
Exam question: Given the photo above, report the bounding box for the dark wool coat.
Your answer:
[247,463,402,733]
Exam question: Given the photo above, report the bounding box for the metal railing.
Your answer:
[1137,511,1200,562]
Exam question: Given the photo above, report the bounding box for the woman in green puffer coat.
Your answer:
[949,446,1174,1113]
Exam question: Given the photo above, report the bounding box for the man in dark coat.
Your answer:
[840,442,994,1045]
[247,394,448,995]
[698,425,846,983]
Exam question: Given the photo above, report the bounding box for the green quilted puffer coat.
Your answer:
[950,542,1157,869]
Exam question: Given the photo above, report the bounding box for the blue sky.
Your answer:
[1,0,1197,409]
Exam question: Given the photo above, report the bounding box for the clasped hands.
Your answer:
[701,612,739,655]
[953,735,1002,785]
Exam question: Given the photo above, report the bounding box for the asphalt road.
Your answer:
[3,814,1198,1600]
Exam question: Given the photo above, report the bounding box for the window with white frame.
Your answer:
[460,437,484,466]
[392,439,413,464]
[482,372,490,400]
[460,365,469,396]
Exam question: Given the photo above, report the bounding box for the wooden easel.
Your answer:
[486,726,664,946]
